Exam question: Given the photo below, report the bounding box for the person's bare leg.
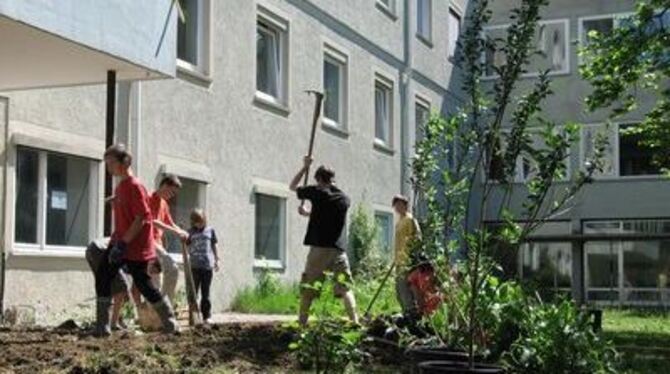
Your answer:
[298,293,315,327]
[111,293,126,328]
[342,291,359,324]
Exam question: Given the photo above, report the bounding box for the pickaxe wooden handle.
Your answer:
[300,90,325,207]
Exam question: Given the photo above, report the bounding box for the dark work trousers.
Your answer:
[95,251,162,304]
[191,267,213,319]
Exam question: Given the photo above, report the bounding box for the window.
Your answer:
[618,124,662,176]
[581,123,663,178]
[514,128,570,182]
[256,10,289,108]
[414,99,430,151]
[484,19,569,78]
[520,242,572,293]
[375,211,394,256]
[584,220,670,305]
[323,46,348,130]
[177,0,211,77]
[374,77,393,148]
[255,193,286,266]
[581,124,617,177]
[14,147,98,250]
[447,8,461,59]
[579,14,634,47]
[417,0,432,42]
[165,177,207,255]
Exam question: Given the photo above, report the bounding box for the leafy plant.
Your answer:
[348,204,387,277]
[503,300,619,373]
[289,273,366,373]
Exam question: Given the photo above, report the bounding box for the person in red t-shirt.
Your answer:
[94,144,179,337]
[134,174,188,305]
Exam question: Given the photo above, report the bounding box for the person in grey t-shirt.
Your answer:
[186,208,220,323]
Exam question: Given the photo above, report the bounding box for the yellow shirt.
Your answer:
[394,214,420,267]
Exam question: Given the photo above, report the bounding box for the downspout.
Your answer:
[0,96,8,318]
[400,0,413,197]
[103,71,117,237]
[116,82,141,178]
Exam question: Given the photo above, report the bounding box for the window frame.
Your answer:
[413,93,432,157]
[447,6,462,61]
[163,175,209,263]
[252,180,290,270]
[374,208,395,258]
[322,42,349,135]
[376,0,397,20]
[482,18,571,80]
[176,0,213,83]
[373,72,395,153]
[11,146,101,255]
[579,122,665,180]
[577,12,635,65]
[416,0,433,45]
[254,5,291,115]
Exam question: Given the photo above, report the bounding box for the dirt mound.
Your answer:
[0,323,295,373]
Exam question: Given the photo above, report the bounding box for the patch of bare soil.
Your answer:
[0,323,295,373]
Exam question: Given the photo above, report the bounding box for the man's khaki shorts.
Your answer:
[301,246,353,298]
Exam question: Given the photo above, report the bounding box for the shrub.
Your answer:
[348,204,387,277]
[503,299,619,374]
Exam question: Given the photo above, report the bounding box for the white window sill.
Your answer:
[177,61,213,87]
[376,2,398,21]
[253,259,285,270]
[416,33,434,48]
[373,139,395,155]
[11,245,86,259]
[253,92,290,117]
[482,69,571,81]
[322,119,349,139]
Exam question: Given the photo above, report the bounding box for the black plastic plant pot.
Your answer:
[418,360,504,374]
[407,347,471,365]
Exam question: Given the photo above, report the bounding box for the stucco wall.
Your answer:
[0,0,458,322]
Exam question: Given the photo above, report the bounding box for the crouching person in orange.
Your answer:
[94,144,179,337]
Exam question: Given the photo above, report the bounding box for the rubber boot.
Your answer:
[94,297,113,337]
[152,296,180,334]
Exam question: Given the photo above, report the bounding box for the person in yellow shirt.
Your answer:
[392,194,421,318]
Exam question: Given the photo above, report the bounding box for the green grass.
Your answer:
[602,309,670,374]
[230,274,400,317]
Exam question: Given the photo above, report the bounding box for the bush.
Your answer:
[348,204,388,277]
[503,299,619,374]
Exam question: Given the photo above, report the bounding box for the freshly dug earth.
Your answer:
[0,323,295,373]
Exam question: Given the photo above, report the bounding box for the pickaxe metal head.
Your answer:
[305,90,325,101]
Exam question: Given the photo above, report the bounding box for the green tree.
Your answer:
[411,0,600,368]
[581,0,670,170]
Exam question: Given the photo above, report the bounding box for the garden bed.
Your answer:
[0,323,296,373]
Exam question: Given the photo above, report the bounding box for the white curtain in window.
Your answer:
[551,29,565,71]
[375,86,389,143]
[257,25,280,98]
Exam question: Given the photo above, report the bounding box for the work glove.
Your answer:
[108,241,128,266]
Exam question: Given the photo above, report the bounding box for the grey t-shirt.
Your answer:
[187,227,218,270]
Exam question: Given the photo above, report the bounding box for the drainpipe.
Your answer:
[103,71,117,237]
[116,82,141,178]
[400,0,413,197]
[0,96,8,318]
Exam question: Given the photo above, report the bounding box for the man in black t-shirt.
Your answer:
[290,156,359,326]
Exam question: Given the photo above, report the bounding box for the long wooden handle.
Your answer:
[300,91,325,207]
[181,242,202,326]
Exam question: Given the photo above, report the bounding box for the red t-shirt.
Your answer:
[112,176,155,262]
[148,192,176,244]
